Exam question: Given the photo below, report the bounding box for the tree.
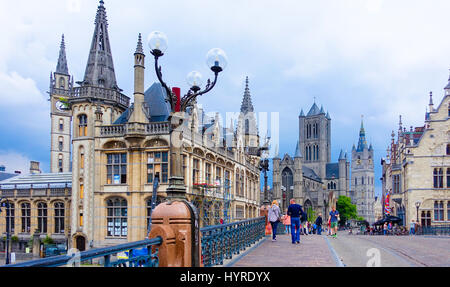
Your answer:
[336,196,359,226]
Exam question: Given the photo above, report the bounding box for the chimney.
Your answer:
[30,161,41,174]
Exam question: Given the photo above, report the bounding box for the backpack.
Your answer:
[300,211,308,223]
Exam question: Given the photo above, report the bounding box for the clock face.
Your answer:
[56,101,67,111]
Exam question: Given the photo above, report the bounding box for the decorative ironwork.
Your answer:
[200,216,265,267]
[5,237,162,267]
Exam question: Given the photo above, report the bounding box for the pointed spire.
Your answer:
[429,91,434,105]
[56,34,69,75]
[357,115,368,152]
[307,102,320,116]
[135,33,144,55]
[326,111,330,120]
[320,105,325,114]
[240,76,254,114]
[399,115,402,129]
[445,69,450,90]
[273,144,280,159]
[339,149,345,160]
[300,109,305,117]
[294,141,302,158]
[81,0,120,90]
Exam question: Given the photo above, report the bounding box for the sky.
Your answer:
[0,0,450,198]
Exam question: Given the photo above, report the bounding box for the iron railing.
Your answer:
[418,225,450,236]
[200,216,265,267]
[4,237,162,267]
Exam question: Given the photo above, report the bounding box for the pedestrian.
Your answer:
[287,198,304,244]
[304,221,308,235]
[409,220,416,235]
[328,206,340,238]
[315,213,323,235]
[268,200,282,241]
[282,209,291,235]
[383,222,388,235]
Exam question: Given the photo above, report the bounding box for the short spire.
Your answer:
[444,69,450,90]
[56,34,69,75]
[294,141,302,158]
[135,33,144,54]
[240,76,254,114]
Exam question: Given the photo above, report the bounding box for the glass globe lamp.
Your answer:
[206,48,227,73]
[148,31,168,55]
[187,71,203,92]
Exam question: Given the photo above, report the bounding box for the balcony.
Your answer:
[70,86,130,109]
[100,122,170,138]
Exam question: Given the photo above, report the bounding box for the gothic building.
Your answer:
[381,74,450,228]
[272,102,350,216]
[0,1,261,251]
[350,119,375,223]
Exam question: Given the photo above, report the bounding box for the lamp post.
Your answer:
[259,154,270,206]
[147,31,227,200]
[1,198,11,265]
[415,201,421,224]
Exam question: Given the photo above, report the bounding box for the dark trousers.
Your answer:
[270,221,279,239]
[291,217,301,243]
[317,225,322,235]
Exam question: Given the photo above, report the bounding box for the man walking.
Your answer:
[315,213,323,235]
[288,199,304,244]
[328,206,340,238]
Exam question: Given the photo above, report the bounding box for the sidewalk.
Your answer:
[231,232,337,267]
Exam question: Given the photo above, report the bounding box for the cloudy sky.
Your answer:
[1,0,450,197]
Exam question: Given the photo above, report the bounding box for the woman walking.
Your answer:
[282,209,291,235]
[268,200,282,241]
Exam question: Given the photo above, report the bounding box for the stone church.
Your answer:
[272,103,376,223]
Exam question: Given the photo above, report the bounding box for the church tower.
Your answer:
[299,102,331,179]
[50,34,73,173]
[351,118,375,223]
[69,0,130,251]
[239,77,259,148]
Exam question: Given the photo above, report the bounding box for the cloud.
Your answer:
[0,150,31,174]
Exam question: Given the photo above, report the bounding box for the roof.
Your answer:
[0,173,72,189]
[326,163,340,179]
[302,166,321,182]
[0,172,19,182]
[113,82,171,124]
[307,103,321,116]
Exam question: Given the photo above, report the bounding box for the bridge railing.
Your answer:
[418,225,450,236]
[200,216,265,267]
[4,237,162,267]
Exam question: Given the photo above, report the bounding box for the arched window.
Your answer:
[282,168,294,204]
[78,114,88,137]
[80,147,85,170]
[355,178,357,186]
[37,202,48,233]
[317,145,320,161]
[58,137,64,151]
[59,77,65,89]
[58,154,63,173]
[4,201,14,233]
[447,144,450,156]
[59,119,64,131]
[54,202,65,234]
[107,198,127,237]
[447,168,450,188]
[21,202,31,233]
[434,201,444,221]
[434,168,443,188]
[79,180,84,200]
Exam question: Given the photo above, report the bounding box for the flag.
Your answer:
[384,191,391,215]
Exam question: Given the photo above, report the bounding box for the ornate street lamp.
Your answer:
[147,31,227,199]
[415,201,421,224]
[259,153,270,205]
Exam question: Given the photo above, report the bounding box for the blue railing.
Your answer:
[4,237,162,267]
[200,216,266,267]
[419,225,450,236]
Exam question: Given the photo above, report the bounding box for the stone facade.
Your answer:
[272,103,350,217]
[351,120,376,223]
[0,1,261,251]
[381,75,450,227]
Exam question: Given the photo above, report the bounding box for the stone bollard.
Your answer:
[149,200,201,267]
[260,204,272,236]
[32,231,41,258]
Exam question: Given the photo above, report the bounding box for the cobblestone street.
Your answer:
[230,231,450,267]
[231,232,337,267]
